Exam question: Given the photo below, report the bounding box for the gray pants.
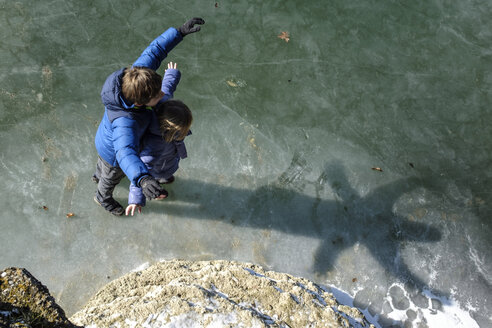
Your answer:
[94,156,125,202]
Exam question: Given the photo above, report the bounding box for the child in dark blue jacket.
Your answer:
[125,97,193,216]
[93,18,204,216]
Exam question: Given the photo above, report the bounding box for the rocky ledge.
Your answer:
[71,260,374,328]
[0,267,80,328]
[1,261,375,328]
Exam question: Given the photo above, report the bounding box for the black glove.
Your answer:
[177,17,205,37]
[139,175,168,199]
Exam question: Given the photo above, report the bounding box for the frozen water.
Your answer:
[0,1,491,327]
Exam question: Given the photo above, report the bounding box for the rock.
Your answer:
[71,259,375,328]
[1,262,377,328]
[406,308,417,321]
[430,298,442,311]
[0,267,81,328]
[389,285,410,310]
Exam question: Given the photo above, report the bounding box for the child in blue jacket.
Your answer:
[125,97,193,216]
[93,18,204,216]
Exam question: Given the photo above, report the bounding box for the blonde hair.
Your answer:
[155,100,193,143]
[122,67,162,105]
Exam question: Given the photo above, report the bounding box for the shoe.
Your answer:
[158,176,175,184]
[94,196,124,216]
[92,174,99,184]
[155,189,169,200]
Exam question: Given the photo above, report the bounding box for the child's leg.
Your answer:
[156,157,180,184]
[92,158,103,183]
[95,157,124,201]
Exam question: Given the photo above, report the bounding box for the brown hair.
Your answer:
[122,67,162,105]
[155,100,193,142]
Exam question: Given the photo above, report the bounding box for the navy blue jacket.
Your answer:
[128,129,191,206]
[94,27,182,186]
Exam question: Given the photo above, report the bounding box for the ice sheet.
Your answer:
[0,1,491,327]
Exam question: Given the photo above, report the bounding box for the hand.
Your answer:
[178,17,205,37]
[139,175,167,199]
[125,204,142,216]
[167,62,177,70]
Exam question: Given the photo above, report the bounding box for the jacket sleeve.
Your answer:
[160,68,181,102]
[129,183,146,206]
[133,27,183,71]
[112,117,149,185]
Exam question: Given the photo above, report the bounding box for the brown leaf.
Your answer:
[372,167,383,172]
[66,212,75,218]
[226,80,238,87]
[278,31,290,42]
[42,206,48,210]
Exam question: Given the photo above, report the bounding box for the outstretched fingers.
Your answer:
[190,17,205,26]
[125,204,141,216]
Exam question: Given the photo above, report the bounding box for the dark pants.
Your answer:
[94,156,125,202]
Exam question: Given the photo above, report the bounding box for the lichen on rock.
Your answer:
[0,267,80,328]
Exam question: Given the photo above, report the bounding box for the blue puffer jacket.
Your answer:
[94,27,182,186]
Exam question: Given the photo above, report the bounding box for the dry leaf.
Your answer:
[42,206,48,210]
[278,31,290,42]
[226,80,238,87]
[372,167,383,172]
[66,212,75,218]
[249,137,257,148]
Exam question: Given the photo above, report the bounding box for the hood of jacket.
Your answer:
[101,68,138,122]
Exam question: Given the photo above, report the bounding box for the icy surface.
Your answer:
[0,1,491,327]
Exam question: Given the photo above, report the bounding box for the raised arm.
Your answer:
[160,62,181,103]
[133,18,205,71]
[133,28,182,70]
